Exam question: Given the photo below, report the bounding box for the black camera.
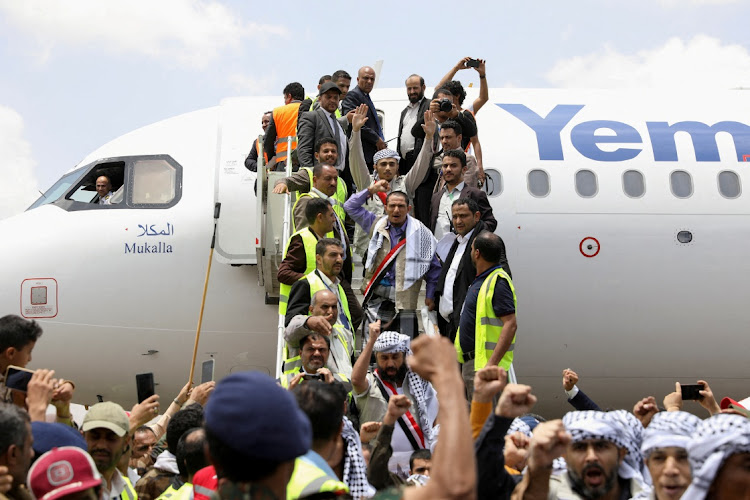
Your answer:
[438,98,453,113]
[302,373,323,381]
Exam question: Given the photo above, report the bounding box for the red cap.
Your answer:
[28,447,102,500]
[720,396,748,410]
[192,465,218,500]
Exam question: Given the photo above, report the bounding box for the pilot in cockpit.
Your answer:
[95,175,114,205]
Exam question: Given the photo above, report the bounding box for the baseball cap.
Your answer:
[32,422,87,456]
[319,82,342,96]
[28,447,102,500]
[204,371,311,461]
[81,402,129,437]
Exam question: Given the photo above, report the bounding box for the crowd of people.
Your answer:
[0,59,748,500]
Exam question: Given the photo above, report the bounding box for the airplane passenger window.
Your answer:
[670,170,693,198]
[718,171,741,199]
[130,159,178,206]
[483,169,503,197]
[575,170,598,198]
[622,170,645,198]
[528,169,550,197]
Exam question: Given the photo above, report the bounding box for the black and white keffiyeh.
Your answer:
[508,418,567,474]
[365,215,436,292]
[373,332,435,449]
[682,414,750,500]
[641,411,700,458]
[340,416,376,499]
[563,410,648,488]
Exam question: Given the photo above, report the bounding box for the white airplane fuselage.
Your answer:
[1,88,748,417]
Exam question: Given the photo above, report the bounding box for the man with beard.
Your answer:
[281,327,352,391]
[428,150,496,240]
[0,404,34,500]
[515,410,648,500]
[435,198,508,342]
[351,321,438,477]
[81,402,137,500]
[243,111,272,172]
[284,240,358,379]
[397,75,430,175]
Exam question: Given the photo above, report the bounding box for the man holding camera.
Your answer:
[410,87,478,226]
[280,331,351,392]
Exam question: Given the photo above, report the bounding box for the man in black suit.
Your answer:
[397,74,430,175]
[341,66,386,172]
[434,197,511,341]
[429,149,496,238]
[297,82,348,171]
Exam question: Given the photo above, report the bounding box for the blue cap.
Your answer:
[32,422,87,456]
[204,371,311,461]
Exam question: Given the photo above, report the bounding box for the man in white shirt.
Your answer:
[396,74,430,175]
[96,176,114,205]
[434,197,509,341]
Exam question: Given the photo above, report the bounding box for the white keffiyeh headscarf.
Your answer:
[340,416,376,499]
[641,411,700,458]
[563,410,649,489]
[682,414,750,500]
[508,417,567,474]
[373,332,435,449]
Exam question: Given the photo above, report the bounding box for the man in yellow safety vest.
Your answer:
[455,230,517,402]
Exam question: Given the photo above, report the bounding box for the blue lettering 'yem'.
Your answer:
[498,103,750,162]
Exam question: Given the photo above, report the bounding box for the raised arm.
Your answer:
[436,56,472,90]
[349,104,372,192]
[472,59,488,114]
[351,320,380,395]
[403,110,436,197]
[405,336,476,500]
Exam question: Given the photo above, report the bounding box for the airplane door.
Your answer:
[213,99,260,264]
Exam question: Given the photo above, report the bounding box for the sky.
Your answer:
[1,0,749,219]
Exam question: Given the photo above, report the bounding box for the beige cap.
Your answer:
[81,402,129,437]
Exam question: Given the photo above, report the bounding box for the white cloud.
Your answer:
[0,106,39,220]
[546,35,750,89]
[0,0,288,68]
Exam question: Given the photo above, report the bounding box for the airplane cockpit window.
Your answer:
[28,167,85,210]
[130,159,178,206]
[670,170,693,199]
[623,170,645,198]
[575,170,598,198]
[30,154,182,212]
[718,171,741,199]
[65,161,126,204]
[528,169,550,197]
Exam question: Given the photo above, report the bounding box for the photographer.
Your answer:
[280,332,351,392]
[410,88,478,225]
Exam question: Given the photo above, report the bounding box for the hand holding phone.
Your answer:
[136,373,155,403]
[201,359,215,384]
[466,58,480,68]
[681,383,705,401]
[4,366,35,393]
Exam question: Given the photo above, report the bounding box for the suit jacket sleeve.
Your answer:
[429,190,441,233]
[244,141,259,172]
[296,112,316,169]
[475,413,520,500]
[285,279,312,327]
[568,389,602,411]
[277,235,307,285]
[472,188,497,232]
[342,89,380,148]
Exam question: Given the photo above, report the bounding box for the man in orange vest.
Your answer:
[244,110,272,172]
[264,82,305,171]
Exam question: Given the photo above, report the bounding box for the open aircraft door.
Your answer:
[213,98,264,265]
